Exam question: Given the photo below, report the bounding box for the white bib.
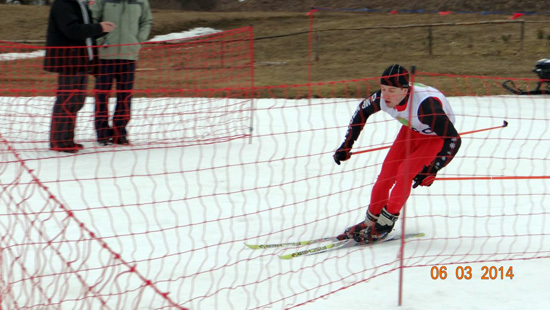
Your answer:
[380,84,455,135]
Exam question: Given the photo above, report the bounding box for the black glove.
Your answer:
[412,165,438,188]
[333,147,351,165]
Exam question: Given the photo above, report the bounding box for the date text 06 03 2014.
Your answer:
[430,266,514,280]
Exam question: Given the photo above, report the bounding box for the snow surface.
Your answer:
[1,93,548,310]
[148,27,222,43]
[1,28,549,310]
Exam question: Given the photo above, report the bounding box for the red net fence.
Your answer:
[1,27,550,309]
[0,26,254,153]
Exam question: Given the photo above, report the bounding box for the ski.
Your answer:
[279,239,354,259]
[244,237,337,249]
[279,232,425,260]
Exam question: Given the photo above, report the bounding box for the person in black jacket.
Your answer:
[44,0,115,153]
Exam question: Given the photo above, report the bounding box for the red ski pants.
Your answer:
[368,126,443,216]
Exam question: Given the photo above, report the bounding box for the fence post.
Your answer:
[314,32,320,62]
[520,20,525,51]
[427,25,433,55]
[398,65,417,307]
[307,9,318,100]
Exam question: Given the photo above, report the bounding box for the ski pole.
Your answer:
[350,120,508,156]
[457,120,508,136]
[437,175,550,181]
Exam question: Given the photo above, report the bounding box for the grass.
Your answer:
[1,4,550,97]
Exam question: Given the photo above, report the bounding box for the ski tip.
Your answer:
[244,243,261,249]
[279,254,293,260]
[415,232,426,237]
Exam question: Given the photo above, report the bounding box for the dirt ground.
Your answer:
[213,0,549,13]
[1,3,549,95]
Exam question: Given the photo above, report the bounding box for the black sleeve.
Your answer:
[338,91,382,150]
[52,1,103,41]
[418,97,462,172]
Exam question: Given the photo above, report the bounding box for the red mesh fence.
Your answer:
[1,27,549,309]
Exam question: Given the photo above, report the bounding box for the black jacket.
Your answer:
[44,0,104,74]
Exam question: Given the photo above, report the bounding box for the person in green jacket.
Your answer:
[89,0,153,145]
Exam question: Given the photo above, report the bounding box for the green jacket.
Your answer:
[89,0,153,60]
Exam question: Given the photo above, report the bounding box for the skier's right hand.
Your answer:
[412,165,438,188]
[333,147,351,165]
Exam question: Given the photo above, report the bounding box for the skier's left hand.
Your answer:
[412,165,438,188]
[333,147,351,165]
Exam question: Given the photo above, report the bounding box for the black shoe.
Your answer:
[98,138,113,146]
[370,207,399,242]
[336,221,368,241]
[113,136,130,145]
[50,143,84,153]
[336,210,379,241]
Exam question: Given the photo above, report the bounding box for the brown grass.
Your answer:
[1,4,550,97]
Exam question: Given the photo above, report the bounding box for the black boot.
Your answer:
[369,207,399,242]
[336,210,379,241]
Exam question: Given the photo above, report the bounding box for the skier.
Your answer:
[333,64,461,244]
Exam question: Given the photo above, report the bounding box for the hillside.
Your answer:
[1,3,549,94]
[213,0,549,12]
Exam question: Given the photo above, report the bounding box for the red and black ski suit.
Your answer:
[338,84,461,216]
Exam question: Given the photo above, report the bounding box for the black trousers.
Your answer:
[93,59,136,141]
[50,72,87,148]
